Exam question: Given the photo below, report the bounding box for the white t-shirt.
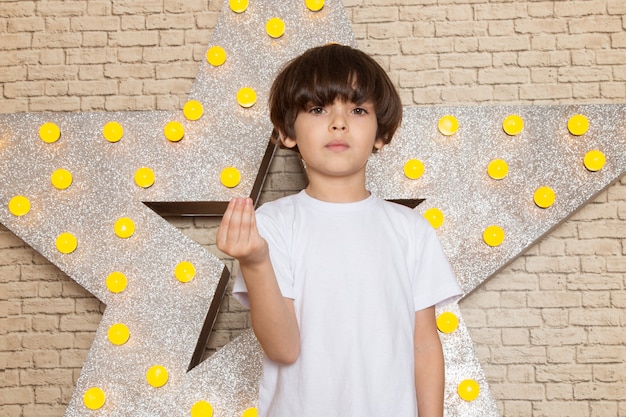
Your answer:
[233,191,462,417]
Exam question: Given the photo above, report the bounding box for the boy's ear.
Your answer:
[282,136,298,149]
[373,137,385,151]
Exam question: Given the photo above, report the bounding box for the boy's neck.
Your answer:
[304,180,371,203]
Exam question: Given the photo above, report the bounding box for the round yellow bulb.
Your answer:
[483,225,504,247]
[8,195,31,217]
[487,159,508,180]
[106,271,127,293]
[114,217,135,239]
[241,408,258,417]
[39,122,61,143]
[403,159,424,180]
[534,186,556,209]
[584,149,606,172]
[266,17,285,39]
[458,379,480,402]
[237,87,257,108]
[423,208,444,229]
[436,311,459,334]
[191,400,214,417]
[306,0,325,12]
[183,100,204,121]
[146,365,169,388]
[175,261,196,283]
[134,167,155,188]
[103,121,124,143]
[164,121,185,142]
[206,46,227,67]
[567,114,589,136]
[56,232,78,254]
[502,114,524,136]
[229,0,248,13]
[107,323,130,346]
[83,387,106,410]
[51,168,73,190]
[220,167,241,188]
[438,115,458,136]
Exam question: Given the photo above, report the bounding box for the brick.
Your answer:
[352,7,397,23]
[0,34,32,50]
[486,308,542,327]
[568,17,623,34]
[491,381,545,399]
[521,83,571,100]
[0,388,33,405]
[530,327,586,346]
[557,33,610,49]
[515,19,568,34]
[577,346,625,364]
[569,309,621,326]
[536,364,592,383]
[533,401,591,417]
[146,14,195,30]
[70,16,120,31]
[7,17,45,33]
[109,31,159,47]
[436,21,488,37]
[112,0,164,15]
[478,68,529,84]
[528,291,581,308]
[575,382,626,400]
[478,35,530,52]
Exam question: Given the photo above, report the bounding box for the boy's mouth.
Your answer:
[326,140,349,152]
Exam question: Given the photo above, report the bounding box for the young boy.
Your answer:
[217,44,462,417]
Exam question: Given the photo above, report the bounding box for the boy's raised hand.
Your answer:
[217,198,269,266]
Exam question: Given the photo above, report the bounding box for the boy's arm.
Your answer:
[217,198,300,364]
[414,306,445,417]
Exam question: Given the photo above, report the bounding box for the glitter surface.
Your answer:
[1,0,625,416]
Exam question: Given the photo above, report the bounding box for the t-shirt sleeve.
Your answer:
[412,219,463,311]
[232,207,296,309]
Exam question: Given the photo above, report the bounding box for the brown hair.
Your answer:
[268,44,402,152]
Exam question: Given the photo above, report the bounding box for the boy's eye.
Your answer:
[308,106,325,114]
[352,107,368,115]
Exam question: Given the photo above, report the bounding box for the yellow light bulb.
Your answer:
[114,217,135,239]
[502,114,524,136]
[206,46,227,67]
[436,311,459,334]
[107,323,130,345]
[458,379,480,402]
[305,0,325,12]
[487,159,508,180]
[567,114,589,136]
[423,208,444,229]
[39,122,61,143]
[236,87,257,108]
[220,167,241,188]
[146,365,169,388]
[134,167,155,188]
[583,149,606,172]
[8,195,31,217]
[403,159,424,180]
[175,261,196,283]
[51,168,73,190]
[191,400,214,417]
[106,271,127,293]
[229,0,248,13]
[103,121,124,143]
[164,121,185,142]
[534,186,555,209]
[265,17,285,39]
[183,100,204,121]
[438,115,458,136]
[83,387,106,410]
[483,225,504,247]
[56,232,78,254]
[241,408,258,417]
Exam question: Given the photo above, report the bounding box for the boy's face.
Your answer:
[282,99,383,182]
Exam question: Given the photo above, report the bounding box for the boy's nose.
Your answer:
[330,115,348,131]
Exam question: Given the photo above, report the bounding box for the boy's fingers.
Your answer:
[217,199,240,246]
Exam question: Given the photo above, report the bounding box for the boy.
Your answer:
[217,44,462,417]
